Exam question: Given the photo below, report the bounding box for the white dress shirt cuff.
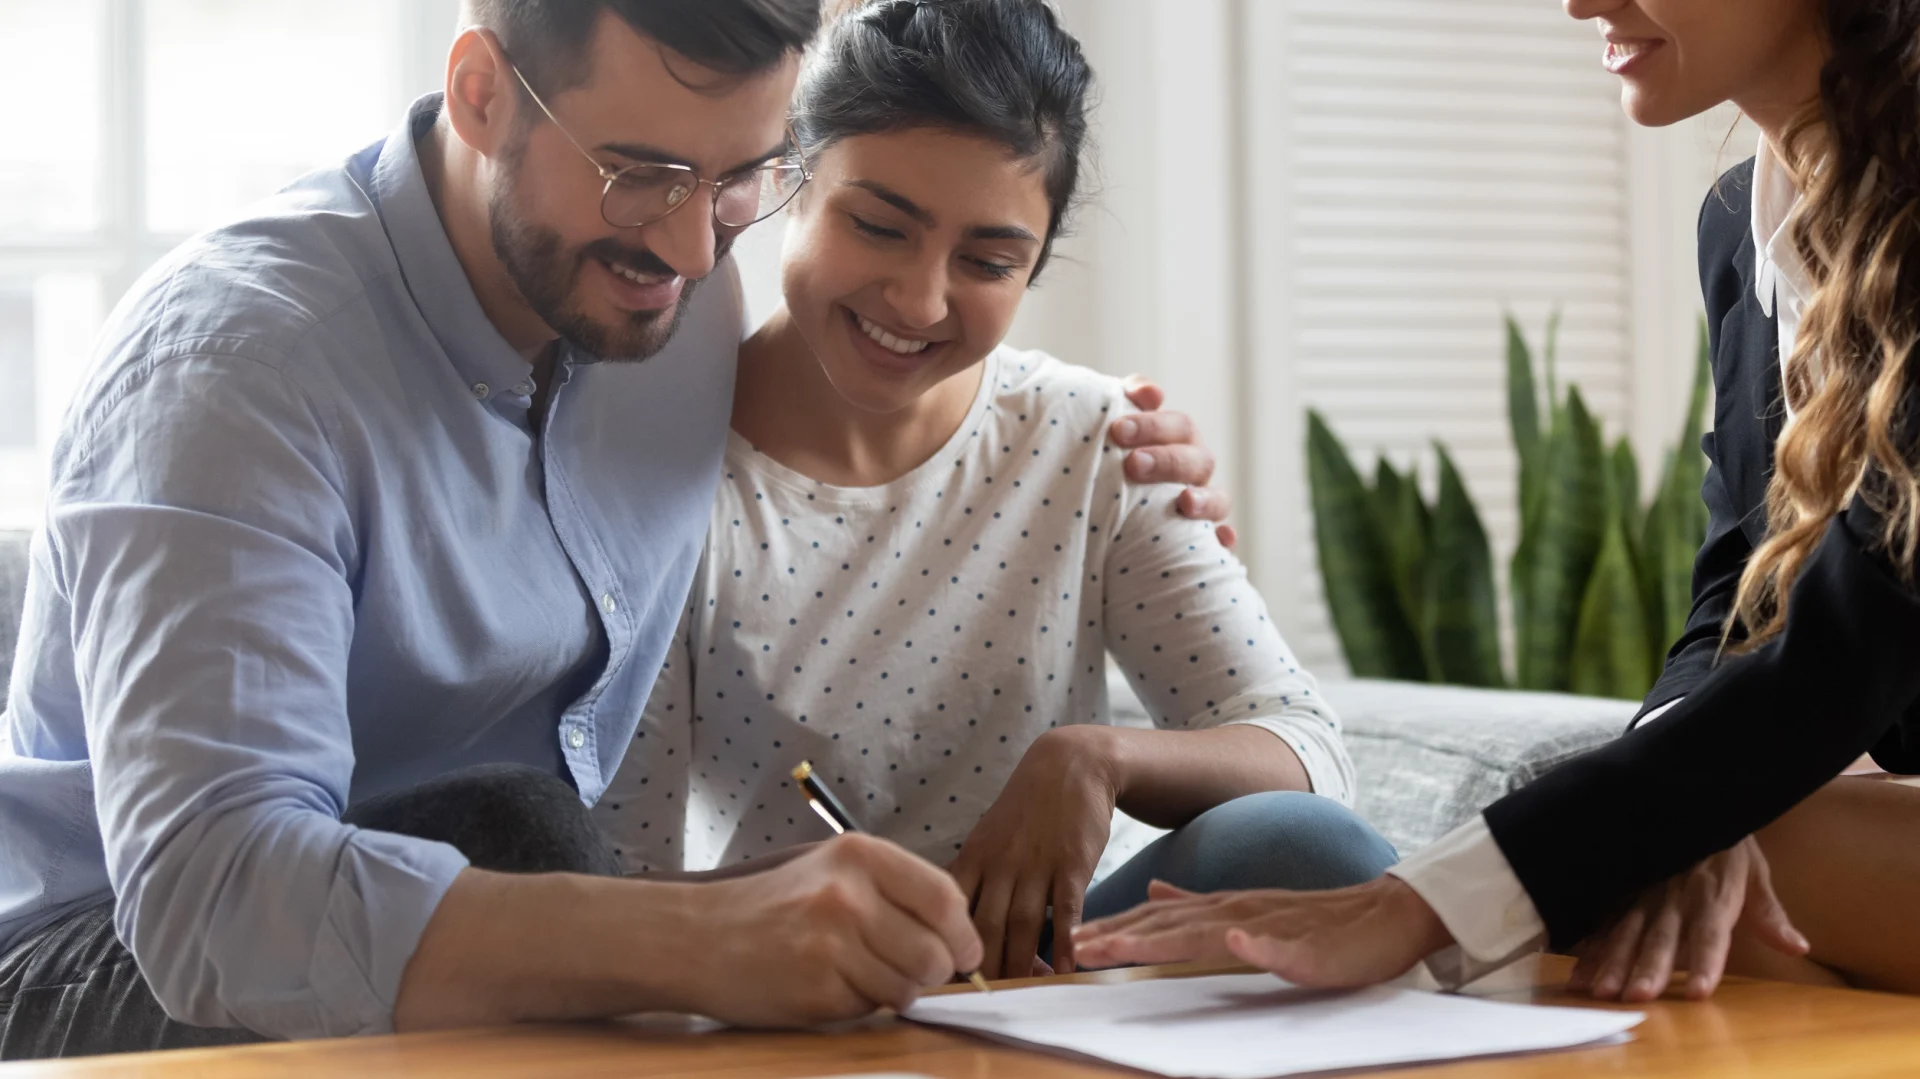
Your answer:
[1387,815,1546,989]
[1631,696,1683,730]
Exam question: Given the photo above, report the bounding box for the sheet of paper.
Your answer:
[905,973,1641,1079]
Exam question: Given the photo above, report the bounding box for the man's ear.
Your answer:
[444,27,518,161]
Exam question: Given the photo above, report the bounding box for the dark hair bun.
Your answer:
[794,0,1093,281]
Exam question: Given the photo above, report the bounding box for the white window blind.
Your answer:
[1244,0,1638,673]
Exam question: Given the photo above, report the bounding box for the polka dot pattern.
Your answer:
[595,349,1353,874]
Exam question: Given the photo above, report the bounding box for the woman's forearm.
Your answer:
[1098,723,1311,829]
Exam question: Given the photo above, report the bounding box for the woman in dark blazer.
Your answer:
[1074,0,1920,999]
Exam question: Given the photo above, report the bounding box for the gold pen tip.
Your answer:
[967,971,992,993]
[791,761,813,782]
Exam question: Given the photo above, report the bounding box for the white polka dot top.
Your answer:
[595,347,1353,873]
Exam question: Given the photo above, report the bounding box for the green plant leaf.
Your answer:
[1610,438,1643,543]
[1514,387,1609,691]
[1422,445,1505,687]
[1306,411,1428,680]
[1570,467,1657,699]
[1507,315,1544,526]
[1374,458,1436,676]
[1544,309,1562,418]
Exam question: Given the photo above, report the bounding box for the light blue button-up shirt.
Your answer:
[0,96,740,1038]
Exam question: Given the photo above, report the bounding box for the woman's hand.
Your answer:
[1567,835,1808,1002]
[949,726,1121,978]
[1072,876,1453,986]
[1114,377,1236,549]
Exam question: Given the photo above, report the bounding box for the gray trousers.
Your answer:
[0,763,619,1061]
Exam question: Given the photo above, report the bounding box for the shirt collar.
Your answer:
[1752,133,1810,318]
[363,93,542,414]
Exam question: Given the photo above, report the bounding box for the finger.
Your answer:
[1076,894,1226,946]
[1125,444,1216,488]
[1175,485,1235,525]
[1030,955,1056,977]
[856,837,984,975]
[1075,897,1187,943]
[1567,936,1604,992]
[1678,905,1737,1002]
[1146,879,1202,902]
[950,859,983,912]
[1738,844,1811,957]
[971,872,1016,980]
[1588,904,1649,1000]
[1109,409,1196,449]
[1676,854,1745,1000]
[1216,523,1238,551]
[1050,873,1087,975]
[1080,922,1236,968]
[832,934,923,1016]
[859,893,962,990]
[999,876,1052,983]
[1623,895,1685,1002]
[1120,376,1165,413]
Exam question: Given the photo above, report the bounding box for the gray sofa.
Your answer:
[0,530,1632,859]
[1102,671,1631,865]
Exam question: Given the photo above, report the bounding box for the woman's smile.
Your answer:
[841,305,950,375]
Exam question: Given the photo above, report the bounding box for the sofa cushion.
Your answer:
[0,530,27,711]
[1327,679,1632,855]
[1100,668,1632,864]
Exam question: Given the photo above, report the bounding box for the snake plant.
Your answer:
[1308,315,1712,699]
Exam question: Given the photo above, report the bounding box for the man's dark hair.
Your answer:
[792,0,1093,283]
[471,0,822,94]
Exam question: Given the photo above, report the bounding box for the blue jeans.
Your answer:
[1043,791,1399,960]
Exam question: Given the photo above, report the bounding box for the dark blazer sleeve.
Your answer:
[1632,179,1760,721]
[1480,168,1920,951]
[1486,499,1920,950]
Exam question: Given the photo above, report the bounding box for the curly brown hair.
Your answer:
[1731,0,1920,650]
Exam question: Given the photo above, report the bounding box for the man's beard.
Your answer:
[487,165,730,363]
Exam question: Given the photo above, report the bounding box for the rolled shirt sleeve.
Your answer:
[1100,473,1355,806]
[59,351,468,1037]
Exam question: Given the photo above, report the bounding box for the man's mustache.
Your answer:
[579,235,735,281]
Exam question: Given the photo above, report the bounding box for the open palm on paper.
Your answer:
[1072,875,1453,986]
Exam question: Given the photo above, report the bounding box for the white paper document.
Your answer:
[904,973,1642,1078]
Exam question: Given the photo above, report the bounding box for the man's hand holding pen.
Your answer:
[679,834,982,1026]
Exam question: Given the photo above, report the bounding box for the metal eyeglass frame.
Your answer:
[506,60,810,230]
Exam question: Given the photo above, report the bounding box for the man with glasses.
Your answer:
[0,0,1224,1060]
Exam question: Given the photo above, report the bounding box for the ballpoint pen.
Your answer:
[792,761,993,994]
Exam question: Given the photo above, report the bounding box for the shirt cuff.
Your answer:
[1387,815,1545,989]
[304,829,470,1037]
[1631,696,1684,730]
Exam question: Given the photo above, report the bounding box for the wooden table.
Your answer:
[6,956,1919,1078]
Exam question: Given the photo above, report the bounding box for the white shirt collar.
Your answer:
[1752,134,1808,318]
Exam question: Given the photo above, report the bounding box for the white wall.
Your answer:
[742,0,1752,677]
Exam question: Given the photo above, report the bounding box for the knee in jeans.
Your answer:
[1181,791,1397,893]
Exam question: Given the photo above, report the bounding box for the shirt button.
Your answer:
[601,593,617,614]
[566,726,586,750]
[471,382,490,400]
[513,381,534,396]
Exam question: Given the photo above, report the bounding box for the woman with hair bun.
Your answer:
[598,0,1394,981]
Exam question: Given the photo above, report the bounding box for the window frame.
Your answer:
[0,0,457,528]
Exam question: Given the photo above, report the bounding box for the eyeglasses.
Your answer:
[507,61,810,230]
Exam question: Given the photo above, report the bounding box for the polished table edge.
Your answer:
[8,955,1920,1077]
